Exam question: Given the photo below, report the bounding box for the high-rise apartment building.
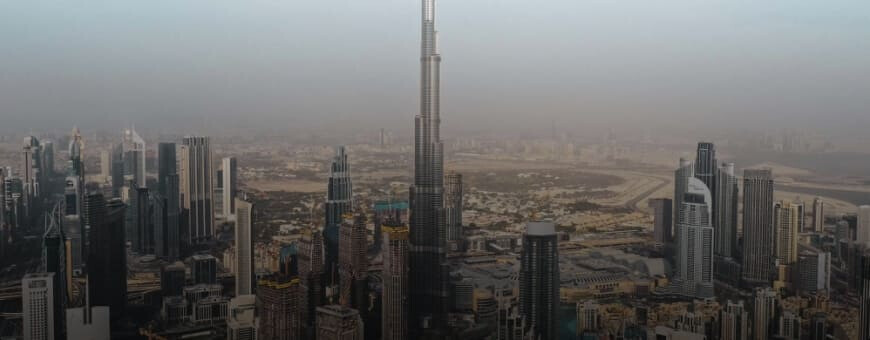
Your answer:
[299,228,324,334]
[324,146,352,287]
[445,172,463,247]
[519,222,559,340]
[797,251,831,294]
[180,136,214,245]
[382,221,409,340]
[23,273,55,340]
[812,197,825,233]
[257,275,305,340]
[720,300,749,340]
[235,197,255,296]
[338,213,368,310]
[741,169,775,286]
[223,157,238,220]
[715,163,739,258]
[674,177,714,298]
[41,140,54,178]
[775,200,803,265]
[753,287,777,340]
[316,305,364,340]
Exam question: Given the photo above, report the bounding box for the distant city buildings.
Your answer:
[519,222,559,340]
[87,196,127,320]
[720,300,749,340]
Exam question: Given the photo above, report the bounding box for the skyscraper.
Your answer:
[257,275,305,340]
[42,207,67,338]
[774,200,802,265]
[338,213,368,310]
[235,197,255,296]
[23,273,56,340]
[859,253,870,340]
[158,142,180,260]
[741,169,775,286]
[753,287,777,340]
[41,140,54,178]
[23,136,42,222]
[715,163,738,258]
[674,177,715,298]
[445,172,463,248]
[110,143,124,198]
[316,305,364,340]
[180,136,214,246]
[123,127,146,189]
[648,198,673,248]
[223,157,238,220]
[694,142,717,204]
[87,196,127,320]
[324,146,352,288]
[409,0,450,333]
[812,197,825,233]
[69,127,84,185]
[299,228,325,334]
[720,300,749,340]
[858,205,870,245]
[382,221,409,340]
[797,251,831,294]
[519,222,559,340]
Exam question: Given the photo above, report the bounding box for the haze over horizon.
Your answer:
[2,0,868,135]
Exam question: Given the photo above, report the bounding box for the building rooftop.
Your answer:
[526,222,555,236]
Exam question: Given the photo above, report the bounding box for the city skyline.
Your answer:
[1,0,869,339]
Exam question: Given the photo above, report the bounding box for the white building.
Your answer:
[23,273,55,340]
[227,295,258,340]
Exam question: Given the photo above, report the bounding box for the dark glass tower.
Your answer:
[157,142,180,260]
[694,142,717,200]
[409,0,449,335]
[741,169,775,286]
[87,195,127,321]
[324,146,352,289]
[519,222,559,340]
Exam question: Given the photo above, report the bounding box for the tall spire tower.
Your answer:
[409,0,449,335]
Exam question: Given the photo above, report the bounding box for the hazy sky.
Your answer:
[1,0,869,135]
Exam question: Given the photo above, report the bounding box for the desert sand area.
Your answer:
[245,179,324,193]
[775,191,857,215]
